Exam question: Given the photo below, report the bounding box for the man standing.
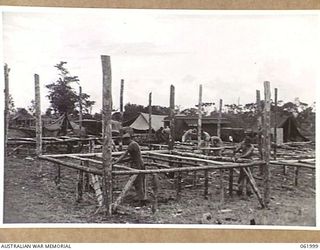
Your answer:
[113,133,147,205]
[234,136,254,196]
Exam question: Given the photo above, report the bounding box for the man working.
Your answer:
[234,136,254,196]
[113,133,147,206]
[210,136,223,156]
[182,128,196,142]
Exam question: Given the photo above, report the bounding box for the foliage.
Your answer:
[46,61,95,116]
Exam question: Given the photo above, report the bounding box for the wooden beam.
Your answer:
[119,79,124,151]
[4,64,9,159]
[197,84,203,149]
[101,55,113,216]
[263,81,271,207]
[79,85,83,138]
[169,85,175,150]
[243,167,265,208]
[148,92,152,149]
[217,99,223,137]
[273,88,278,160]
[35,74,42,173]
[228,168,234,197]
[112,174,138,211]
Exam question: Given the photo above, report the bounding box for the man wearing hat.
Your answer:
[113,133,147,205]
[234,136,254,196]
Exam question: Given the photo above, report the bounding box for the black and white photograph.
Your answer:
[1,7,318,226]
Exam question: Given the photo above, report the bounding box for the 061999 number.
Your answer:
[300,244,319,248]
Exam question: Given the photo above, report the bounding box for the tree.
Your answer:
[8,94,15,113]
[46,61,95,116]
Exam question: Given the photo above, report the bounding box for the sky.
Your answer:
[1,8,319,114]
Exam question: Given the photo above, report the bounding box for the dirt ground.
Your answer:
[3,154,316,226]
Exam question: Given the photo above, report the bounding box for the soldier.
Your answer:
[113,133,147,206]
[234,136,254,196]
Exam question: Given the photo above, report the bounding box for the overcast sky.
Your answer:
[2,8,319,113]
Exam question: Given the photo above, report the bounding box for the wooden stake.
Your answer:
[76,169,84,202]
[101,55,113,216]
[274,88,278,160]
[263,81,271,207]
[256,90,263,175]
[229,168,233,197]
[35,74,42,173]
[54,163,61,190]
[294,166,299,186]
[169,85,175,150]
[4,64,9,159]
[217,99,223,137]
[176,163,182,200]
[148,92,152,149]
[198,84,202,149]
[151,173,159,213]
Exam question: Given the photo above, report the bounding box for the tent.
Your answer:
[43,114,86,137]
[125,113,167,132]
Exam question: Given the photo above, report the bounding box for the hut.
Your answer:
[10,108,35,128]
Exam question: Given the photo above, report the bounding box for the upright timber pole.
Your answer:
[217,99,223,137]
[263,81,271,207]
[273,88,278,160]
[35,74,42,172]
[101,55,113,216]
[4,64,9,159]
[148,92,152,149]
[119,79,124,151]
[197,84,203,149]
[169,85,175,150]
[79,85,83,138]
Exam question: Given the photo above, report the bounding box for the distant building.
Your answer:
[10,108,35,128]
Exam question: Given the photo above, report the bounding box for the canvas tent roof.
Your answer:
[128,113,166,131]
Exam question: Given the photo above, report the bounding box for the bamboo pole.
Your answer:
[220,169,224,204]
[198,84,202,149]
[243,167,265,208]
[204,169,209,199]
[294,166,299,186]
[256,90,263,175]
[148,92,152,149]
[35,74,42,173]
[169,85,175,150]
[4,64,9,159]
[217,99,223,137]
[263,81,271,207]
[101,55,113,216]
[274,88,278,160]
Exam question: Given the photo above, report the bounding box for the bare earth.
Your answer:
[3,155,315,226]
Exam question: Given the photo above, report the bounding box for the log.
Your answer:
[54,163,61,190]
[76,169,84,202]
[243,167,265,208]
[90,174,103,206]
[101,55,113,216]
[119,79,124,151]
[294,166,299,186]
[273,88,278,159]
[112,174,138,211]
[176,168,182,201]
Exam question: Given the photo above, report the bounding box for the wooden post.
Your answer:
[256,90,263,176]
[263,81,271,207]
[76,169,84,202]
[54,163,61,190]
[294,166,299,186]
[79,85,83,138]
[220,169,224,204]
[4,64,9,159]
[204,170,209,199]
[101,55,113,216]
[148,92,152,149]
[217,99,223,137]
[169,85,175,150]
[176,164,182,201]
[229,168,233,197]
[119,79,124,151]
[198,84,203,149]
[35,74,42,172]
[151,173,159,213]
[273,88,278,160]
